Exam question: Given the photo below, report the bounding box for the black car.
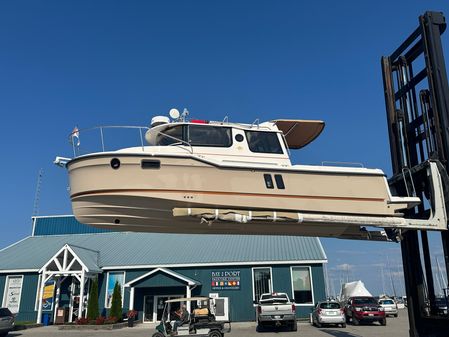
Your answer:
[0,308,14,337]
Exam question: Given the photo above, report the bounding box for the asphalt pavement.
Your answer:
[9,309,409,337]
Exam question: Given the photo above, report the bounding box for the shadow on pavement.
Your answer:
[319,329,363,337]
[256,325,295,333]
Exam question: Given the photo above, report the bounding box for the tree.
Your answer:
[109,281,122,321]
[87,277,99,320]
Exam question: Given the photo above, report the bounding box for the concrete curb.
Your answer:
[58,322,128,330]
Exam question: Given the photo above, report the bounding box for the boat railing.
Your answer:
[68,125,149,157]
[321,161,364,168]
[155,130,194,154]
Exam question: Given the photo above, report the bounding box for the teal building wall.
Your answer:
[104,263,327,322]
[0,263,325,323]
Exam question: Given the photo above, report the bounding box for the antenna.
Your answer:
[32,168,43,217]
[180,108,189,122]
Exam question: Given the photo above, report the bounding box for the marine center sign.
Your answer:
[211,270,240,290]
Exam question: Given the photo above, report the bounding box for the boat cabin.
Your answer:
[143,118,324,166]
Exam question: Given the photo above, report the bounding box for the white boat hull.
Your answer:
[67,153,425,240]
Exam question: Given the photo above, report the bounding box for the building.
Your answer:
[0,215,327,324]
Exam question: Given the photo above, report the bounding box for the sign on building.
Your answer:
[3,276,23,314]
[211,271,240,290]
[42,281,56,311]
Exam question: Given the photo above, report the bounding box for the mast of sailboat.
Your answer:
[386,255,397,298]
[380,264,386,295]
[324,264,331,299]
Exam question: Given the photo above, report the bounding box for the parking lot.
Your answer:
[8,310,408,337]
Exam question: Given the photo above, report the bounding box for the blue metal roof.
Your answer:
[69,245,102,273]
[32,215,114,236]
[0,232,326,272]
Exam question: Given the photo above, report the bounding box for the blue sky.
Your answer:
[1,0,449,296]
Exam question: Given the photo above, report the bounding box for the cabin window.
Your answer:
[274,174,285,189]
[156,126,184,146]
[291,267,313,305]
[264,174,274,189]
[245,131,283,154]
[187,125,232,147]
[252,267,272,302]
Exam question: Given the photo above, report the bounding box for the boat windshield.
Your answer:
[156,124,232,147]
[245,130,283,154]
[156,126,184,145]
[187,125,232,147]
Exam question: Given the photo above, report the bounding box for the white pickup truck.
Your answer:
[256,292,297,331]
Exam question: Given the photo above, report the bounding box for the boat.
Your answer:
[55,109,447,241]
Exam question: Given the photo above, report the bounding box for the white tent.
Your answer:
[340,280,372,301]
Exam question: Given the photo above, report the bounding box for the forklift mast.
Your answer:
[381,11,449,336]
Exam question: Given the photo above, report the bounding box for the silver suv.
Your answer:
[0,308,15,337]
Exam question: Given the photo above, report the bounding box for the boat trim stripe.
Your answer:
[67,153,386,177]
[71,188,385,203]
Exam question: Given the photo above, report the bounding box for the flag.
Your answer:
[71,126,80,146]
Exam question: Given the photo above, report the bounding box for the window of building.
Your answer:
[187,125,232,147]
[105,271,125,308]
[291,267,313,305]
[245,131,284,154]
[252,267,272,302]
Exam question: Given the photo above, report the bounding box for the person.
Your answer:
[172,304,190,334]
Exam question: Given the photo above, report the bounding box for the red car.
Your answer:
[344,297,386,326]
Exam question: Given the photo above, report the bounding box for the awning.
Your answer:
[272,119,325,149]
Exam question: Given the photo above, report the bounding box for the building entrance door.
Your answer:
[154,295,183,322]
[143,296,154,322]
[214,297,229,321]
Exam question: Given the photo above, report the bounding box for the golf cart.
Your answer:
[152,297,231,337]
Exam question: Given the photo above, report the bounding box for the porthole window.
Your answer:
[235,134,244,142]
[110,158,121,170]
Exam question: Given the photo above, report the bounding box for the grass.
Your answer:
[15,321,38,326]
